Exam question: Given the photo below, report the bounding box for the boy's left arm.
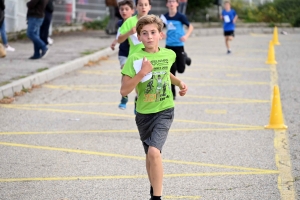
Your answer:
[233,13,238,24]
[170,73,188,96]
[181,24,194,42]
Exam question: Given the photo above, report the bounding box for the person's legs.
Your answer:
[0,21,8,46]
[27,17,47,58]
[147,146,163,197]
[181,2,187,15]
[178,2,183,13]
[40,11,52,45]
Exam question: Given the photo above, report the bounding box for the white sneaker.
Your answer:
[48,37,54,45]
[5,45,15,52]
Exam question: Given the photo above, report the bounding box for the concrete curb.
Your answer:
[0,47,117,100]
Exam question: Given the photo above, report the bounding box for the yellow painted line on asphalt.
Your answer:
[79,71,120,76]
[0,141,278,173]
[270,64,296,199]
[185,95,269,103]
[205,109,227,114]
[5,100,268,107]
[0,105,261,128]
[44,84,120,87]
[250,33,269,37]
[183,77,269,85]
[226,74,241,77]
[43,85,119,92]
[188,66,269,72]
[164,196,201,199]
[0,170,279,183]
[0,127,264,135]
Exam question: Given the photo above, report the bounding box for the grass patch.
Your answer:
[36,68,48,72]
[0,81,11,86]
[81,50,97,56]
[11,75,27,81]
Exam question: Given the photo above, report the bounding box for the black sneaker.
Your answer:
[184,52,191,66]
[41,48,49,58]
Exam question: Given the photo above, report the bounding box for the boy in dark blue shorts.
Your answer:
[110,0,134,109]
[161,0,193,100]
[220,0,238,54]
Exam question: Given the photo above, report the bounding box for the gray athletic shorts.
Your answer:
[118,56,127,68]
[135,108,174,154]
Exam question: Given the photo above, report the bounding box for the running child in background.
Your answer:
[117,0,152,114]
[161,0,193,100]
[110,0,135,110]
[220,0,238,54]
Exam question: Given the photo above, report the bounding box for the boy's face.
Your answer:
[136,0,151,16]
[119,5,134,20]
[166,0,178,10]
[224,2,231,10]
[138,24,162,50]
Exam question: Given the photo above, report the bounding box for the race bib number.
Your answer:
[224,15,230,23]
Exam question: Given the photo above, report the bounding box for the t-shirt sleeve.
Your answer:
[180,14,190,27]
[232,9,237,17]
[121,55,136,78]
[170,50,176,65]
[119,17,131,35]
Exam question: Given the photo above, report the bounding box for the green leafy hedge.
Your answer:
[231,0,300,27]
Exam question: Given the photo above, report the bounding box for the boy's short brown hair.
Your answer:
[136,15,164,35]
[118,0,135,9]
[135,0,152,6]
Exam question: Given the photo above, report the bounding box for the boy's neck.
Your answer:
[169,9,177,17]
[137,13,147,19]
[144,47,160,53]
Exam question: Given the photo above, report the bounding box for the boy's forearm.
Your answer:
[170,73,181,87]
[185,24,194,38]
[117,31,131,43]
[120,73,145,96]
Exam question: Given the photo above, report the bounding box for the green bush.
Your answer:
[83,17,109,30]
[229,0,300,26]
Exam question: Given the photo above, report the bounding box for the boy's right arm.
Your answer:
[117,27,136,43]
[120,58,153,97]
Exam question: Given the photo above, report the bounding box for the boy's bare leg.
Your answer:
[147,146,163,196]
[225,36,230,50]
[146,154,152,184]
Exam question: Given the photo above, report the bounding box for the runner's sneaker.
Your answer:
[118,96,128,110]
[227,50,231,54]
[5,45,15,52]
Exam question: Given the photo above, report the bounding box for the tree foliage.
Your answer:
[187,0,215,13]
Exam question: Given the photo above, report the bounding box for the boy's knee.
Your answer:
[147,146,161,160]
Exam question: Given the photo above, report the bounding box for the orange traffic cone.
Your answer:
[272,26,280,45]
[266,40,277,65]
[265,85,287,129]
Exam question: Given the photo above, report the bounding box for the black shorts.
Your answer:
[165,45,186,74]
[224,30,235,37]
[135,108,174,154]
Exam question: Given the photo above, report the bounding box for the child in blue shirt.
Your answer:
[161,0,193,100]
[220,0,238,54]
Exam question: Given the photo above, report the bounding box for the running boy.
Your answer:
[162,0,193,100]
[120,15,188,200]
[110,0,135,110]
[118,0,152,114]
[220,0,238,54]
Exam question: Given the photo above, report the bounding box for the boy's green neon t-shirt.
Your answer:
[119,15,145,56]
[121,48,176,114]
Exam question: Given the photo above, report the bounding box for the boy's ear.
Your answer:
[137,34,141,42]
[159,32,163,40]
